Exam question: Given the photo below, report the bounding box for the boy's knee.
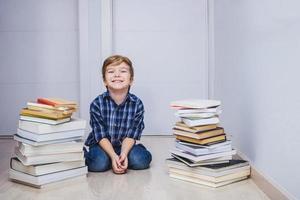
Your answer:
[86,154,111,172]
[128,144,152,170]
[84,145,111,172]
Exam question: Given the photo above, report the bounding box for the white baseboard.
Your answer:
[237,150,296,200]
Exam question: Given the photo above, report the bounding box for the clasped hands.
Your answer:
[111,152,128,174]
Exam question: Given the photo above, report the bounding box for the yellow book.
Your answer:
[20,108,72,120]
[175,134,226,145]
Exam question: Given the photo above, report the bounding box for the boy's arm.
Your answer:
[121,137,135,157]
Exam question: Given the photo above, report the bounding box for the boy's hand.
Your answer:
[119,153,128,170]
[111,154,126,174]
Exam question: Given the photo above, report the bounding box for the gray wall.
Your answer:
[112,0,209,134]
[214,0,300,199]
[0,0,80,135]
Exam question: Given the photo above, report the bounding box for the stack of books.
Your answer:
[166,99,250,187]
[9,98,88,188]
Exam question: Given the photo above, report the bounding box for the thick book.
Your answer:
[15,148,84,166]
[166,158,250,177]
[19,115,71,125]
[27,102,74,115]
[169,172,248,188]
[175,107,222,114]
[10,157,85,176]
[175,140,231,156]
[173,127,224,140]
[17,128,85,142]
[182,117,219,127]
[9,166,87,188]
[37,98,77,110]
[170,154,231,167]
[20,108,72,120]
[19,118,86,134]
[170,99,221,109]
[175,112,218,119]
[176,134,226,145]
[14,134,83,146]
[177,140,232,149]
[169,167,250,183]
[174,122,217,133]
[170,148,236,163]
[17,140,84,156]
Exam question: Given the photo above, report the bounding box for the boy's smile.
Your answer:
[104,62,132,92]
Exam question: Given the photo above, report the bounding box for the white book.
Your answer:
[175,112,218,119]
[171,154,231,167]
[17,141,84,156]
[17,128,85,142]
[18,118,86,134]
[169,173,248,188]
[169,167,250,183]
[177,140,232,149]
[170,99,221,109]
[182,117,219,127]
[170,148,237,163]
[166,158,250,177]
[175,141,232,156]
[15,148,84,166]
[10,157,85,176]
[20,115,71,125]
[14,134,83,146]
[9,166,88,187]
[176,107,222,114]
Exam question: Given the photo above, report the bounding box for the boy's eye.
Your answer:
[107,70,114,73]
[121,70,128,73]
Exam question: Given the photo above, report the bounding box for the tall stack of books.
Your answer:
[9,98,88,188]
[166,99,250,188]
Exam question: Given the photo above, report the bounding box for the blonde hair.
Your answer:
[102,55,134,81]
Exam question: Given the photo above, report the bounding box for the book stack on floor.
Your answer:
[166,99,250,187]
[9,98,88,188]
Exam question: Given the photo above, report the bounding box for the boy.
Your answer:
[84,55,152,174]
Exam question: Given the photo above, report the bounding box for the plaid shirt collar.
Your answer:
[103,90,137,104]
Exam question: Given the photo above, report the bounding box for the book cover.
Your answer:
[20,108,72,120]
[169,154,231,167]
[169,167,250,183]
[14,134,83,146]
[169,148,236,163]
[166,158,250,177]
[17,128,85,142]
[15,148,84,166]
[17,140,84,156]
[169,172,248,188]
[19,118,86,134]
[175,140,231,156]
[175,134,226,145]
[19,115,71,125]
[10,157,85,176]
[170,99,221,109]
[182,117,220,127]
[37,98,77,110]
[174,122,217,133]
[173,127,224,140]
[9,166,87,187]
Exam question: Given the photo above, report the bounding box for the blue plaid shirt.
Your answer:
[85,91,145,147]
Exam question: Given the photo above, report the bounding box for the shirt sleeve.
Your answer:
[125,101,145,140]
[90,102,109,143]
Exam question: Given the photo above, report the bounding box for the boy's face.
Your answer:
[104,62,133,92]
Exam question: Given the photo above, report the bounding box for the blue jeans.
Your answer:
[84,143,152,172]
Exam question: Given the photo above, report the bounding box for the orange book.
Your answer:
[37,98,77,110]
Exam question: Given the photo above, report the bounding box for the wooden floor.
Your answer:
[0,136,270,200]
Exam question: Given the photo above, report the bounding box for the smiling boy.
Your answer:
[84,55,152,174]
